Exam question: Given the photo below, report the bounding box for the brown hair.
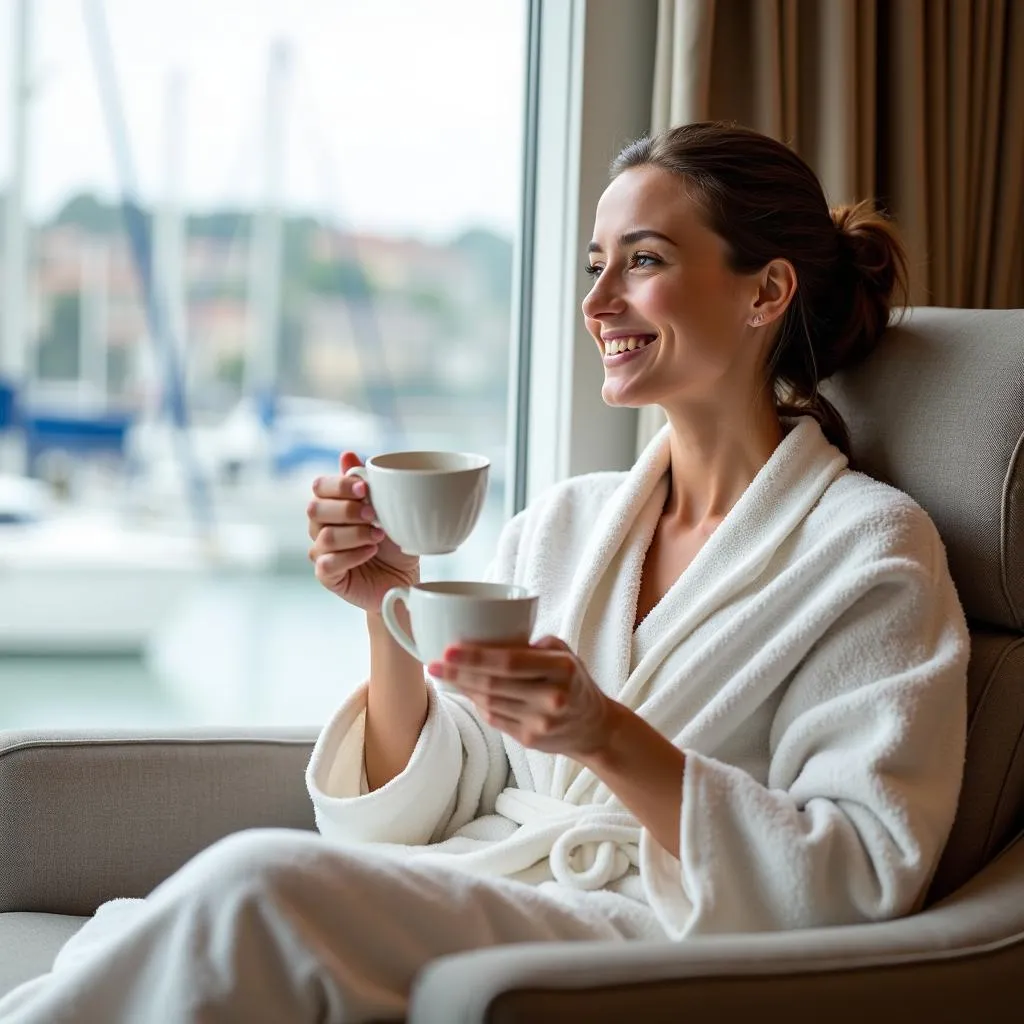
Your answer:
[611,121,909,456]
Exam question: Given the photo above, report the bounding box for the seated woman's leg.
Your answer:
[0,828,657,1023]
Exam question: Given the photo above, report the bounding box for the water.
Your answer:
[0,500,507,732]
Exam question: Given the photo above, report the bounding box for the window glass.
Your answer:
[0,0,527,726]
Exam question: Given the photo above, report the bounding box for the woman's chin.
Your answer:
[601,381,651,408]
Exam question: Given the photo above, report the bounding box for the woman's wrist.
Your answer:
[577,695,629,771]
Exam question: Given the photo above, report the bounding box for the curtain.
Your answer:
[637,0,1024,453]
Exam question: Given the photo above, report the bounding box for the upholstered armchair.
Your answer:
[2,307,1022,1021]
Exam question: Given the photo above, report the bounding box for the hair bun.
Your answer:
[822,200,909,378]
[831,200,909,304]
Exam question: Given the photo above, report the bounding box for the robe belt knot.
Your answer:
[495,788,641,891]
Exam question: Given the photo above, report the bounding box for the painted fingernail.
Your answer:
[352,481,367,497]
[427,661,444,676]
[444,647,464,663]
[361,506,376,521]
[370,526,386,540]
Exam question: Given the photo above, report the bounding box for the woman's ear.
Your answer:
[748,259,797,327]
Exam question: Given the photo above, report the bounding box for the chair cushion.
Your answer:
[927,630,1024,903]
[0,912,86,1000]
[823,306,1024,631]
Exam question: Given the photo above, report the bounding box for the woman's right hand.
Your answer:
[307,451,420,614]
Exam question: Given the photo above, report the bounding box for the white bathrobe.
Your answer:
[0,415,971,1023]
[308,415,970,938]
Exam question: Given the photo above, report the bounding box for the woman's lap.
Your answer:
[1,828,660,1023]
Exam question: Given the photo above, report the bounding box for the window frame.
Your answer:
[507,0,659,517]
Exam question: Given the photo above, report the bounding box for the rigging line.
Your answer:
[79,0,214,535]
[294,75,403,449]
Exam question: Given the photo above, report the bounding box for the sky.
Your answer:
[0,0,527,240]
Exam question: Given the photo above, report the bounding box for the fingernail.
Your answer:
[444,646,464,663]
[361,505,376,521]
[352,481,366,497]
[370,526,386,540]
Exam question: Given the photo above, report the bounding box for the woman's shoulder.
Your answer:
[492,470,627,562]
[812,466,946,573]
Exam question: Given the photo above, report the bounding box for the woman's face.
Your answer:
[583,165,764,412]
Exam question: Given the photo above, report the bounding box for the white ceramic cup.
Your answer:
[346,451,489,555]
[380,581,538,666]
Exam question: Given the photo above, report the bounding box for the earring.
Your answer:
[750,314,764,326]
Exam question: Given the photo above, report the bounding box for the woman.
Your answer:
[0,122,968,1022]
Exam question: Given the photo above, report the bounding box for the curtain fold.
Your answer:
[637,0,1024,454]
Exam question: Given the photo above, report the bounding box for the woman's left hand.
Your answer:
[428,636,612,758]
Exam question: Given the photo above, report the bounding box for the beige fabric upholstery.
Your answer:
[0,914,85,1001]
[411,837,1024,1023]
[0,728,317,916]
[823,306,1024,631]
[928,631,1024,901]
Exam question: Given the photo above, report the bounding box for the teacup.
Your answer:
[346,451,489,556]
[380,581,538,667]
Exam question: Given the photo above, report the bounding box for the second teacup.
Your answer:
[380,581,538,667]
[346,451,489,556]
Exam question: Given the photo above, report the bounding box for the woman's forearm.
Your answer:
[580,699,686,859]
[363,609,429,791]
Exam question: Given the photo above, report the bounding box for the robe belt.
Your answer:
[495,788,641,891]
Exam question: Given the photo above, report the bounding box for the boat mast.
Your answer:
[1,0,31,472]
[244,39,290,421]
[153,71,187,400]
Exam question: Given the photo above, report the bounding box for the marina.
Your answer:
[0,0,515,722]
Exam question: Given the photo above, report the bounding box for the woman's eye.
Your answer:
[630,252,660,268]
[584,263,603,277]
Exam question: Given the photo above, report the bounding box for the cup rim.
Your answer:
[411,581,535,601]
[366,451,490,474]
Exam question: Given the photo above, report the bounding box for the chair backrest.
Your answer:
[823,306,1024,903]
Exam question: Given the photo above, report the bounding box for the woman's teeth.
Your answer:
[603,336,655,355]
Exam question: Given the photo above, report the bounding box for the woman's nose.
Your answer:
[581,274,626,321]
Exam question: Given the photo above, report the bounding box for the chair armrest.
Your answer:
[411,835,1024,1024]
[0,726,318,916]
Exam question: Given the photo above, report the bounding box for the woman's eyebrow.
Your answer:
[587,229,676,253]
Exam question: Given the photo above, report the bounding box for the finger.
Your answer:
[444,644,574,678]
[532,635,571,652]
[307,496,377,527]
[478,708,538,743]
[310,523,386,557]
[312,472,368,502]
[339,450,363,474]
[313,546,378,581]
[431,664,544,695]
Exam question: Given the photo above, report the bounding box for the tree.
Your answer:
[449,227,514,305]
[36,294,81,379]
[52,194,123,235]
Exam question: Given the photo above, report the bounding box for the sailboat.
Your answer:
[122,40,392,566]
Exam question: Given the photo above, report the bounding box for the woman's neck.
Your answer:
[660,401,784,530]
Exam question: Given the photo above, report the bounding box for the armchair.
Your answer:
[2,307,1022,1022]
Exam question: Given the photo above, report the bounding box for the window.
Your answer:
[0,0,528,726]
[1,0,660,730]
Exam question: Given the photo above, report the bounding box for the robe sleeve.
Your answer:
[305,511,527,847]
[646,517,970,937]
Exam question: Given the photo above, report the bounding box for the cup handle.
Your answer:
[344,465,381,529]
[380,587,421,661]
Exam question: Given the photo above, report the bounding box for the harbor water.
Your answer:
[0,493,507,732]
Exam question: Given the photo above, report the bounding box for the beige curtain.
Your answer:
[638,0,1024,452]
